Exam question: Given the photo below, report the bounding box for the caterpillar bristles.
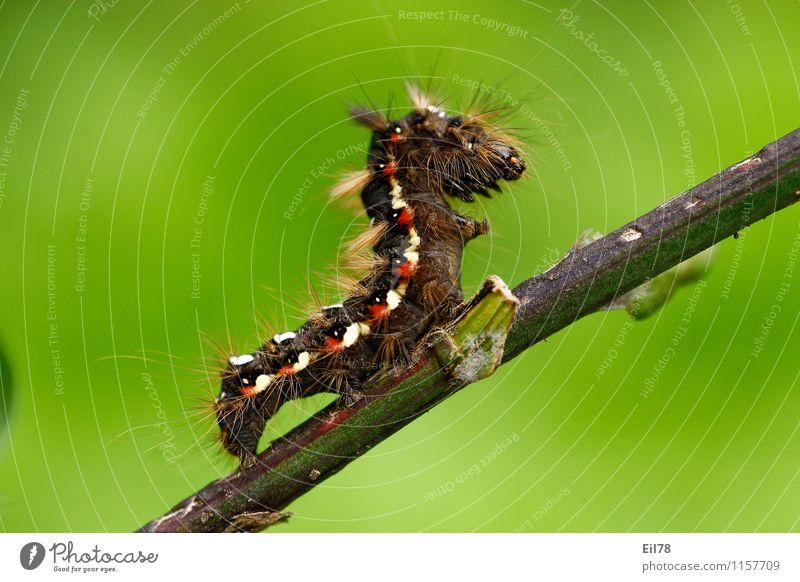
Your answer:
[349,105,388,131]
[301,282,328,317]
[316,269,369,300]
[405,82,431,111]
[416,208,462,242]
[278,281,331,326]
[306,308,330,328]
[253,315,283,347]
[275,373,305,403]
[315,366,354,400]
[343,250,388,275]
[212,83,528,464]
[345,221,390,254]
[332,168,373,201]
[375,333,412,367]
[420,279,452,316]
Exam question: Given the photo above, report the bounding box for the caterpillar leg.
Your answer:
[340,377,366,407]
[453,213,489,242]
[216,399,266,467]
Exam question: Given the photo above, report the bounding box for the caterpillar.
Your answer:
[214,85,526,465]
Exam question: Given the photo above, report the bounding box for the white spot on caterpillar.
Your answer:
[273,331,296,344]
[386,290,402,310]
[427,105,446,118]
[229,354,254,366]
[323,303,344,310]
[358,322,371,336]
[404,250,419,265]
[343,323,361,347]
[409,233,421,247]
[293,351,311,372]
[254,374,272,393]
[621,227,642,242]
[389,177,405,209]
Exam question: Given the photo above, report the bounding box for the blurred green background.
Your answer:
[0,0,798,533]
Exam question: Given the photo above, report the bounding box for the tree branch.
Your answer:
[138,128,800,533]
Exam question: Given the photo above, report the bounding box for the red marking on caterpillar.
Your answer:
[369,302,390,321]
[394,259,416,280]
[240,386,258,398]
[213,84,526,464]
[325,336,344,352]
[382,160,398,177]
[397,206,413,227]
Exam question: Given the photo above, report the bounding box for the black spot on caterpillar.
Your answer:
[214,85,526,465]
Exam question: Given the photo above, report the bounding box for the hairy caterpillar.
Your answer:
[214,85,526,464]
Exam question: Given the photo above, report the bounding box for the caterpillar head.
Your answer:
[350,84,526,202]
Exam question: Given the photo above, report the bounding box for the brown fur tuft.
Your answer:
[331,169,373,201]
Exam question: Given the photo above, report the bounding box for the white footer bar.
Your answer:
[1,533,797,581]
